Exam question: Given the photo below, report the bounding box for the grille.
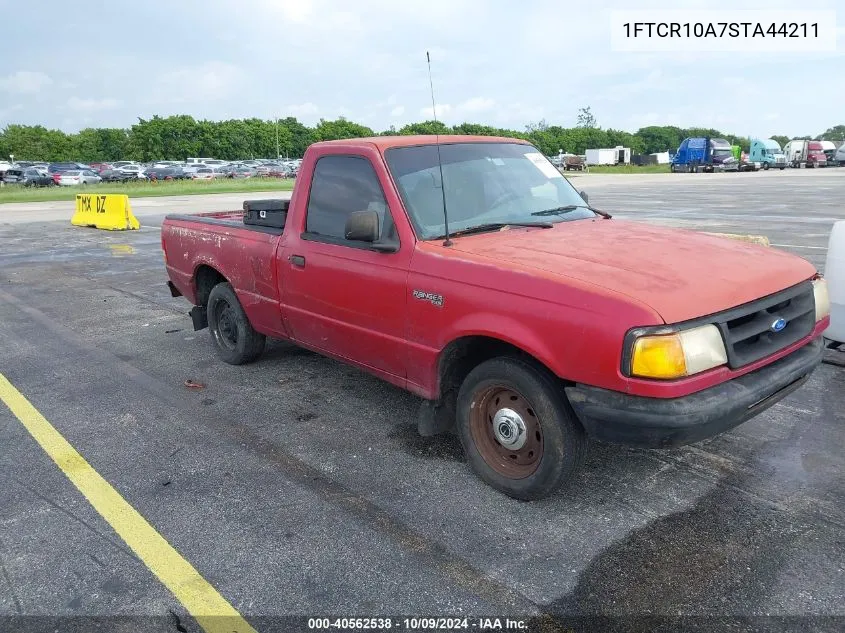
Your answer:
[715,281,815,368]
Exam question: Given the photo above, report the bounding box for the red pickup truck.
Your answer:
[162,135,830,500]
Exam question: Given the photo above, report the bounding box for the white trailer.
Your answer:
[585,146,631,166]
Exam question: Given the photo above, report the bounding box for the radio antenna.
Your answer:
[427,50,451,247]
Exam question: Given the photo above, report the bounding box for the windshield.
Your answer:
[712,148,733,157]
[384,142,595,240]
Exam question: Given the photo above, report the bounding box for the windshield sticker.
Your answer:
[525,152,563,179]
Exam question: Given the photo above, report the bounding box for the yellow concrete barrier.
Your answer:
[71,194,140,231]
[703,232,770,247]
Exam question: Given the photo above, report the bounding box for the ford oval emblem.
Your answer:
[770,317,787,333]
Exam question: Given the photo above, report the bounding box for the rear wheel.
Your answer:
[456,357,587,500]
[207,282,266,365]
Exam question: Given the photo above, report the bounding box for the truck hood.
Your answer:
[447,219,816,323]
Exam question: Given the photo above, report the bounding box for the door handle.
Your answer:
[289,255,306,268]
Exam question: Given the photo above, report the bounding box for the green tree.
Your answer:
[397,120,451,135]
[0,124,73,161]
[576,107,596,128]
[312,117,374,142]
[277,117,312,157]
[816,125,845,140]
[634,126,685,154]
[770,135,790,148]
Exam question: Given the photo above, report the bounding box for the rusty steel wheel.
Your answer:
[457,357,587,500]
[469,386,543,479]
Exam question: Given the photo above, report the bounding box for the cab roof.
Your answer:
[312,135,532,150]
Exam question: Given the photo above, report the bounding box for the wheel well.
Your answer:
[437,336,554,403]
[194,265,227,307]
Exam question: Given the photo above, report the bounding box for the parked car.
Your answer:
[145,167,188,181]
[2,168,54,187]
[58,170,102,186]
[88,162,112,173]
[117,164,146,179]
[47,162,83,184]
[179,164,204,176]
[99,169,136,183]
[191,167,217,180]
[264,164,292,178]
[227,165,257,179]
[162,134,829,500]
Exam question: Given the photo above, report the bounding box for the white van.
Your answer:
[186,157,216,164]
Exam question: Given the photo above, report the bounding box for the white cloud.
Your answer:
[0,70,52,94]
[285,102,319,117]
[420,104,451,119]
[390,105,405,117]
[260,0,314,23]
[156,62,242,103]
[0,104,23,121]
[456,97,495,114]
[67,97,121,112]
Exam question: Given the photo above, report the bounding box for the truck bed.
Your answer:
[162,210,288,339]
[165,210,285,236]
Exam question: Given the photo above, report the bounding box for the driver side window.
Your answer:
[305,156,396,244]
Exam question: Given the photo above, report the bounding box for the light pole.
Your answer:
[275,118,280,160]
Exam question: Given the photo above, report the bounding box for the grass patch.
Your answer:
[580,164,671,174]
[0,178,296,204]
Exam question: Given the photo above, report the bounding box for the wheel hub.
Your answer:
[492,408,527,450]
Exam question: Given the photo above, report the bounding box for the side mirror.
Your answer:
[580,190,589,204]
[345,210,380,242]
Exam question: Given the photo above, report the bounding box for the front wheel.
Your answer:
[207,282,266,365]
[762,162,769,170]
[456,357,587,500]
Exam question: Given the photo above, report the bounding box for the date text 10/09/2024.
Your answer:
[307,618,530,631]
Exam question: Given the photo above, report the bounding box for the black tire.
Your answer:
[207,282,266,365]
[762,162,769,170]
[456,357,587,501]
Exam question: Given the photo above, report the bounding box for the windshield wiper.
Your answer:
[531,204,612,219]
[433,221,553,240]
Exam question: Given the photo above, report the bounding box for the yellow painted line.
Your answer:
[0,373,257,633]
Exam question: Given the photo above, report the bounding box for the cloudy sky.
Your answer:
[0,0,843,137]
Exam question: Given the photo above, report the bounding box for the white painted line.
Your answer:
[770,243,827,250]
[139,226,162,232]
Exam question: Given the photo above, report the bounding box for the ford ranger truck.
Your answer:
[162,135,831,501]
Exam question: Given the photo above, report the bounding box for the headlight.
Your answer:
[630,324,728,380]
[813,277,830,321]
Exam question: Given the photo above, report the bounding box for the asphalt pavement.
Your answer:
[0,169,843,633]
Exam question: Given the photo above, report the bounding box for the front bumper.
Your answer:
[565,337,823,448]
